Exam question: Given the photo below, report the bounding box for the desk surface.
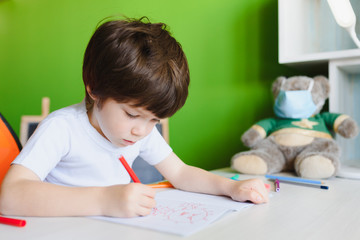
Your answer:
[1,168,360,240]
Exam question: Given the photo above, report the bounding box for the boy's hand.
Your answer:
[101,183,156,217]
[229,178,269,204]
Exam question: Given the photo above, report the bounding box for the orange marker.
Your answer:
[147,181,174,189]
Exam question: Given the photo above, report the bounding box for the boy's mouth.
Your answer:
[123,139,136,145]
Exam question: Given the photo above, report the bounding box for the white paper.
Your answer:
[93,189,253,236]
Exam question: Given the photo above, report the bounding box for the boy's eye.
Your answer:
[126,112,138,118]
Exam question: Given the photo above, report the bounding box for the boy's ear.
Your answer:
[86,86,97,100]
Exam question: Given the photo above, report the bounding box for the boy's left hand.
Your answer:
[229,178,269,204]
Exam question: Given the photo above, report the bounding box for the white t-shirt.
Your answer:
[13,101,172,187]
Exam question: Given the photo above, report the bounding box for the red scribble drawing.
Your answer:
[152,202,214,224]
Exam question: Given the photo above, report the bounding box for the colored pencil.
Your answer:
[275,179,280,192]
[230,174,240,180]
[119,156,141,183]
[119,156,173,188]
[276,180,329,190]
[0,216,26,227]
[147,181,174,188]
[265,174,325,185]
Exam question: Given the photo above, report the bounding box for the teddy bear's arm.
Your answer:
[335,115,359,138]
[241,125,267,148]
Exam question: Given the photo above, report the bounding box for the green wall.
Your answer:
[0,0,298,170]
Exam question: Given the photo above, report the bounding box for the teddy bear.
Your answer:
[231,75,359,179]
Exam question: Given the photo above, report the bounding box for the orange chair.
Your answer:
[0,113,22,187]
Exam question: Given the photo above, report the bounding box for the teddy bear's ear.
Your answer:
[313,75,330,99]
[272,76,286,97]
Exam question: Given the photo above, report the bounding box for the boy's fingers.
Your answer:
[137,195,156,216]
[138,183,156,197]
[137,206,154,216]
[140,195,157,209]
[234,188,266,204]
[249,190,265,204]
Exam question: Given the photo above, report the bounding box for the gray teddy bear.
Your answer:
[231,76,359,179]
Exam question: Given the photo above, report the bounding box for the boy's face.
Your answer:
[88,98,161,147]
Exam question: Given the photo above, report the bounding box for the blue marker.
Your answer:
[275,180,329,190]
[265,174,324,185]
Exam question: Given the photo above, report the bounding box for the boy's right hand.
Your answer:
[101,183,156,217]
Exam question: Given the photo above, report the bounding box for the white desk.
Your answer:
[1,168,360,240]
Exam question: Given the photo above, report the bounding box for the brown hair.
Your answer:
[82,17,190,118]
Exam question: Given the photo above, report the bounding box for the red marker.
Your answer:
[0,216,26,227]
[119,156,141,183]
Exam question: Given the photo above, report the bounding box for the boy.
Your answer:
[0,17,268,218]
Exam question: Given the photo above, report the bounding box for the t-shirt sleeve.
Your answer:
[320,112,343,131]
[255,118,278,135]
[12,116,70,181]
[138,126,172,165]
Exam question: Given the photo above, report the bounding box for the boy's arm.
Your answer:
[0,165,156,217]
[155,152,269,204]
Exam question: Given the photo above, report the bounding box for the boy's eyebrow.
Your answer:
[126,103,160,120]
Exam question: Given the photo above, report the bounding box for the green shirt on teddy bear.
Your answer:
[254,112,346,139]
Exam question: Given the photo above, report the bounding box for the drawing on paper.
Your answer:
[92,189,254,236]
[151,202,214,224]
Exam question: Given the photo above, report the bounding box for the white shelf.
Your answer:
[280,48,360,65]
[329,57,360,168]
[279,0,360,65]
[279,0,360,177]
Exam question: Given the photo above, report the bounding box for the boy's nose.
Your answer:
[131,125,146,136]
